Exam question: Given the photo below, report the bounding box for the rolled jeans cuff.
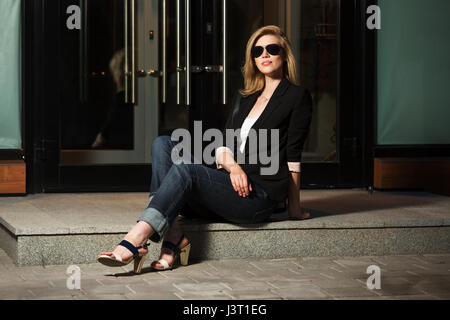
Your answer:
[137,205,169,243]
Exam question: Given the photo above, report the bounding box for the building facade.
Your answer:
[1,0,449,195]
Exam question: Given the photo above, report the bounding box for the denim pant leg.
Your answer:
[141,135,199,241]
[148,135,179,199]
[138,161,277,243]
[148,135,199,203]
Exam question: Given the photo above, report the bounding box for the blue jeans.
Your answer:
[138,135,277,242]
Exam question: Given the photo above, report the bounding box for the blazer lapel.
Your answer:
[252,77,290,129]
[234,93,258,129]
[234,77,291,130]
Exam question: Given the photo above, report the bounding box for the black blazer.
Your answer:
[218,77,313,202]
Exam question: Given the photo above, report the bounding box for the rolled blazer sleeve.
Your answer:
[286,89,313,162]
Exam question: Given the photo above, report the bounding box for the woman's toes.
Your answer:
[99,252,113,256]
[301,212,310,219]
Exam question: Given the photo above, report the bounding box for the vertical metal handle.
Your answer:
[80,0,88,103]
[185,0,191,106]
[124,0,136,104]
[162,0,167,103]
[125,0,129,102]
[131,0,136,104]
[222,0,227,105]
[176,0,181,105]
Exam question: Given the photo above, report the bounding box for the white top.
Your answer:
[239,117,258,153]
[215,115,301,173]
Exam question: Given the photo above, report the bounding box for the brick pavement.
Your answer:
[0,248,449,300]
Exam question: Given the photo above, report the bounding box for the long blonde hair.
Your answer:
[240,25,298,97]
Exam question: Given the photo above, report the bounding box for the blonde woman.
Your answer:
[98,25,313,273]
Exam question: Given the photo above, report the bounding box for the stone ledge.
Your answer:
[1,190,449,266]
[4,225,450,266]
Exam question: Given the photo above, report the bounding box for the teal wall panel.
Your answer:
[0,0,22,149]
[377,0,450,145]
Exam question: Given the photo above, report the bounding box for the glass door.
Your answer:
[186,0,358,188]
[59,0,161,165]
[34,0,361,192]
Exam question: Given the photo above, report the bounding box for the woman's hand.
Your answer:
[229,164,253,197]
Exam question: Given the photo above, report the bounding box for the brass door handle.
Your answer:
[148,69,163,77]
[136,69,163,77]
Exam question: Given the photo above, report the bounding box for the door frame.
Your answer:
[59,0,159,166]
[22,0,157,193]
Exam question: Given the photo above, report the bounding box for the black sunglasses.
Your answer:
[251,44,282,58]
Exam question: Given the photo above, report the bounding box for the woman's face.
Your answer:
[253,34,285,78]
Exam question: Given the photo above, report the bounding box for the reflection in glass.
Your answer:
[158,0,189,136]
[292,0,338,162]
[61,0,134,150]
[92,48,134,149]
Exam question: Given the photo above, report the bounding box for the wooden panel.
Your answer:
[374,157,450,196]
[0,160,26,194]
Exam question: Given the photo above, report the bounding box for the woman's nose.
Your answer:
[261,49,270,58]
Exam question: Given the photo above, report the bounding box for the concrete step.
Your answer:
[1,190,449,266]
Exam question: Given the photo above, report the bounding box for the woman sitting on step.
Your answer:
[97,25,313,274]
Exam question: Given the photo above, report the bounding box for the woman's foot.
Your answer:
[151,234,190,270]
[99,221,153,261]
[288,206,311,220]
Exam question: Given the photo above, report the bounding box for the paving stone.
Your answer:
[28,286,85,298]
[321,286,381,298]
[2,248,450,300]
[174,282,229,292]
[75,294,128,300]
[378,286,428,297]
[379,295,437,300]
[333,296,385,300]
[244,259,301,271]
[174,290,234,300]
[182,270,224,282]
[221,289,281,300]
[0,287,36,299]
[423,254,450,264]
[81,283,133,296]
[28,295,77,300]
[125,282,161,294]
[275,285,330,300]
[414,282,450,296]
[309,277,365,289]
[125,292,180,300]
[221,280,272,291]
[332,257,377,268]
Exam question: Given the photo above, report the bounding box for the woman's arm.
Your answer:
[216,148,252,198]
[287,171,310,219]
[286,89,313,220]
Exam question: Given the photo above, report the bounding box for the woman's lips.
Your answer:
[261,61,272,66]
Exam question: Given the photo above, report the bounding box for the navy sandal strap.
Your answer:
[162,234,186,253]
[118,240,139,257]
[161,240,178,253]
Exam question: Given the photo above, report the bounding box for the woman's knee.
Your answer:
[151,135,172,154]
[173,162,195,179]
